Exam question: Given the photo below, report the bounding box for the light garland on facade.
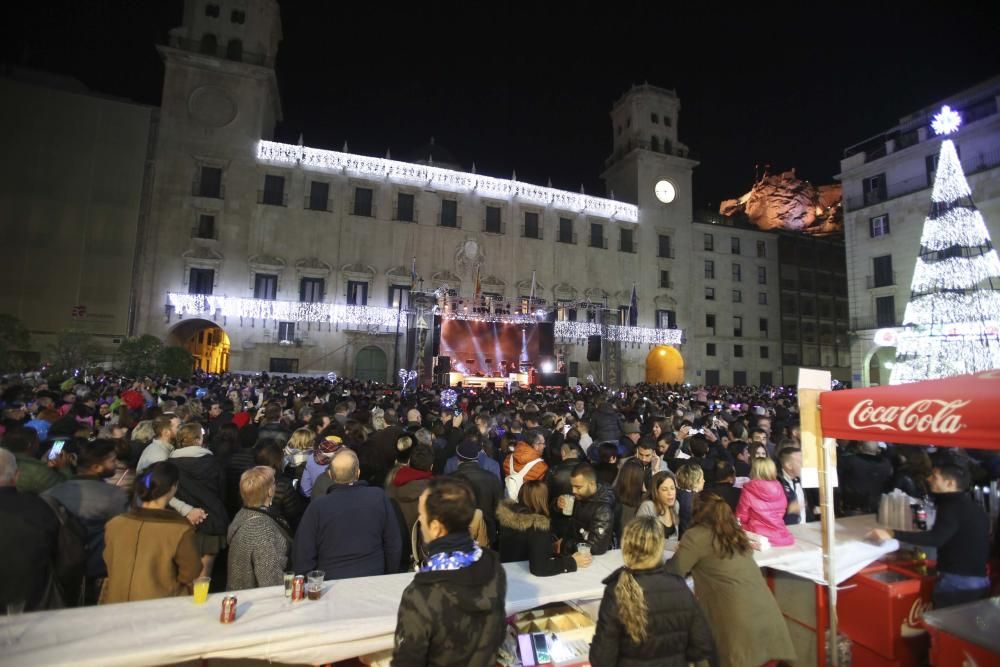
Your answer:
[909,251,1000,293]
[166,293,401,328]
[257,140,639,223]
[920,207,992,251]
[554,321,684,346]
[931,140,972,203]
[441,310,539,325]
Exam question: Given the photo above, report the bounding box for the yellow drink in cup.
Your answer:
[193,576,211,604]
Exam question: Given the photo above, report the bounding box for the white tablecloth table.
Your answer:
[0,515,895,666]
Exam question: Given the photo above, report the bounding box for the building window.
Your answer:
[225,39,242,61]
[353,187,374,217]
[197,166,222,198]
[651,113,659,124]
[199,33,218,55]
[875,295,895,327]
[556,301,578,322]
[300,278,324,303]
[734,316,743,337]
[205,4,220,18]
[704,233,714,251]
[590,222,605,248]
[440,199,458,227]
[308,181,330,211]
[195,214,215,239]
[706,314,716,335]
[732,263,742,282]
[863,173,887,205]
[733,370,748,386]
[760,345,770,359]
[757,240,766,257]
[656,309,676,329]
[758,292,768,305]
[261,174,285,206]
[558,217,574,243]
[873,255,894,287]
[925,153,940,186]
[731,237,741,254]
[619,228,634,252]
[759,318,769,336]
[870,214,890,238]
[277,322,295,342]
[188,268,214,295]
[254,273,277,300]
[732,289,742,303]
[658,234,672,258]
[486,206,503,234]
[618,305,631,326]
[734,344,744,358]
[389,285,411,309]
[523,211,541,239]
[395,192,415,222]
[660,270,671,289]
[704,260,715,279]
[705,286,715,300]
[230,9,246,23]
[269,357,299,373]
[347,280,369,306]
[760,371,773,386]
[757,266,767,284]
[706,343,716,357]
[651,136,660,152]
[705,369,720,385]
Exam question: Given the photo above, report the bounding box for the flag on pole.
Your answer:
[529,270,536,304]
[409,256,417,289]
[473,264,482,299]
[628,282,638,327]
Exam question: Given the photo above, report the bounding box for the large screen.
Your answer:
[438,319,553,376]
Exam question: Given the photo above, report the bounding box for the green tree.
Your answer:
[0,314,31,372]
[115,334,163,378]
[48,331,96,375]
[156,346,194,378]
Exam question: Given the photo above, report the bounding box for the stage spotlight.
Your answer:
[540,360,555,373]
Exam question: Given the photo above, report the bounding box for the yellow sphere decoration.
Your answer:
[645,345,684,384]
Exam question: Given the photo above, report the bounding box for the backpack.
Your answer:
[504,455,543,500]
[39,495,88,608]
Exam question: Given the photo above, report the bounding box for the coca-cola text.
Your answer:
[847,399,969,434]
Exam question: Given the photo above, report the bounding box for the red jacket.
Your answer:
[502,442,548,482]
[735,479,795,546]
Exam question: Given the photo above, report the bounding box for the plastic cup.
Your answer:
[193,576,211,604]
[283,571,295,598]
[561,494,575,516]
[577,543,591,557]
[307,570,325,600]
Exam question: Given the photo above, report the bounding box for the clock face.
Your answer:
[654,180,676,203]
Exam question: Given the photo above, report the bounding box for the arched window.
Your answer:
[226,39,243,62]
[199,33,218,55]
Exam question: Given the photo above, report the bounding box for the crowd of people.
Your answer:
[0,370,997,665]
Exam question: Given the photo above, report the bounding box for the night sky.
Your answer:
[4,1,998,211]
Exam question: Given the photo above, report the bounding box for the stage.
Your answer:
[447,372,528,388]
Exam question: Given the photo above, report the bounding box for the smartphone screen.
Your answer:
[532,633,551,663]
[48,440,66,460]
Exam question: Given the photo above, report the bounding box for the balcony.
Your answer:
[850,315,900,331]
[557,232,577,244]
[305,196,333,212]
[350,202,378,218]
[483,220,506,235]
[589,237,608,249]
[658,248,675,259]
[619,239,637,253]
[258,190,287,206]
[866,273,898,289]
[190,224,218,241]
[439,214,462,229]
[191,182,224,199]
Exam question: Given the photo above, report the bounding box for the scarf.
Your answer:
[313,435,344,465]
[421,532,482,572]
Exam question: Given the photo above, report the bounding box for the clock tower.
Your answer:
[601,84,698,379]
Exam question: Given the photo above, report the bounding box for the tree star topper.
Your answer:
[931,105,962,136]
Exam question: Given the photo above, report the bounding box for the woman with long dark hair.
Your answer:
[667,491,795,667]
[636,471,679,543]
[100,462,201,603]
[590,515,714,666]
[496,480,590,576]
[613,461,646,544]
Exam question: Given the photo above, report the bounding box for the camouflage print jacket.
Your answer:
[392,548,507,667]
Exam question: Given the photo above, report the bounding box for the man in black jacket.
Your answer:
[449,438,503,546]
[392,477,506,667]
[562,463,615,555]
[590,398,624,445]
[869,462,990,608]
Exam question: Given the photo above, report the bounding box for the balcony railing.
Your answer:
[846,148,1000,212]
[589,237,608,249]
[192,182,225,199]
[866,272,898,289]
[619,239,637,253]
[483,220,506,235]
[658,248,675,259]
[305,196,333,212]
[258,190,287,206]
[439,214,462,228]
[392,204,418,222]
[521,225,543,240]
[351,202,377,218]
[557,232,577,244]
[190,225,218,241]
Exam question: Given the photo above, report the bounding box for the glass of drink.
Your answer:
[283,571,295,598]
[306,570,325,600]
[561,494,575,516]
[193,576,211,604]
[577,543,592,558]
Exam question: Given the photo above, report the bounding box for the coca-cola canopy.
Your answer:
[819,370,1000,449]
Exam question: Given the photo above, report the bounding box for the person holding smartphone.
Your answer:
[1,427,65,494]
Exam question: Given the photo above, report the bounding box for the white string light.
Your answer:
[931,140,972,203]
[903,291,1000,326]
[258,140,639,223]
[920,207,992,251]
[931,105,962,136]
[909,251,1000,293]
[167,293,401,328]
[553,321,684,346]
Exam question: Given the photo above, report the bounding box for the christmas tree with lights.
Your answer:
[890,105,1000,384]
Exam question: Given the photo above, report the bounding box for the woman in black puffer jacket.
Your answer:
[497,481,591,576]
[253,440,307,533]
[590,515,716,667]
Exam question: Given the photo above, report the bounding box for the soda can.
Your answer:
[220,595,237,623]
[292,575,305,602]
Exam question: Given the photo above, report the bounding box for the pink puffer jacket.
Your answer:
[735,479,795,546]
